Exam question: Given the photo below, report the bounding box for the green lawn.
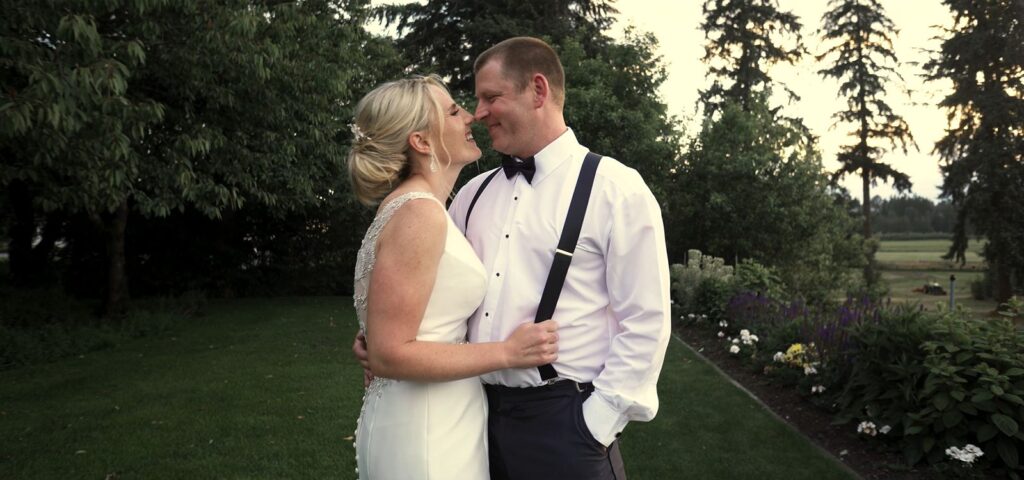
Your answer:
[1,297,856,479]
[877,239,997,316]
[876,238,985,269]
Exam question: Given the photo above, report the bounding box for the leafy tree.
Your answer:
[699,0,805,114]
[1,0,387,314]
[925,0,1024,302]
[816,0,917,286]
[674,96,863,303]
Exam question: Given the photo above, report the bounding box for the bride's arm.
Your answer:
[364,199,558,382]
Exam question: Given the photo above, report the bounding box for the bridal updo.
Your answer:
[347,74,448,205]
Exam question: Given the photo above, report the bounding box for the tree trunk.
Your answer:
[994,258,1013,304]
[862,167,877,286]
[8,180,36,287]
[102,201,130,317]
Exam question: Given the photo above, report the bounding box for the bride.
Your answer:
[347,75,559,479]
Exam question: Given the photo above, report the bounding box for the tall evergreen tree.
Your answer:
[925,0,1024,302]
[816,0,916,286]
[699,0,805,114]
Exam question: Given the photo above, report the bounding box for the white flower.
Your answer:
[772,352,785,363]
[688,313,695,319]
[717,331,725,338]
[811,385,826,394]
[749,334,759,343]
[350,123,371,142]
[879,425,891,435]
[718,320,728,328]
[670,299,675,305]
[740,329,750,337]
[804,365,818,375]
[729,345,741,354]
[732,338,740,344]
[946,444,984,464]
[857,421,877,436]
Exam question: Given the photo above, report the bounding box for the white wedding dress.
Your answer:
[353,192,490,480]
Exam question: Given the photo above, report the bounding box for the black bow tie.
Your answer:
[501,155,536,183]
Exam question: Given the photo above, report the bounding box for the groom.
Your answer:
[358,37,671,479]
[453,36,671,480]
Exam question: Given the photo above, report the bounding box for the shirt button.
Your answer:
[514,196,518,201]
[496,273,501,277]
[505,234,509,238]
[485,312,489,317]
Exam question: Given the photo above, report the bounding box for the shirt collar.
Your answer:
[529,128,581,186]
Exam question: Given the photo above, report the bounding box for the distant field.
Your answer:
[876,239,996,316]
[876,239,985,270]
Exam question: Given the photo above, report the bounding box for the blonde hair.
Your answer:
[347,74,449,205]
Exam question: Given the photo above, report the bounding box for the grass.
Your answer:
[0,297,856,480]
[876,239,985,269]
[877,239,997,317]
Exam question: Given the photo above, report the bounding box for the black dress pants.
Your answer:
[484,381,626,480]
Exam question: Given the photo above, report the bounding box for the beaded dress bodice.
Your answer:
[352,191,487,344]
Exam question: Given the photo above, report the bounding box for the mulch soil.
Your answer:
[675,324,940,480]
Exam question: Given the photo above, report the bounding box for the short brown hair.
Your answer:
[474,37,565,106]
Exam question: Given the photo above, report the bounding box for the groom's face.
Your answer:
[474,59,534,158]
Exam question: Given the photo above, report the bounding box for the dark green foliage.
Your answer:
[734,260,786,300]
[837,309,1024,474]
[699,0,805,113]
[1,0,401,306]
[673,97,864,303]
[693,277,735,325]
[926,0,1024,302]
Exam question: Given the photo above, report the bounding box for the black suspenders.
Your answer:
[464,152,603,381]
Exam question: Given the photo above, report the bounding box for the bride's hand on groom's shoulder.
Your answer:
[502,320,559,369]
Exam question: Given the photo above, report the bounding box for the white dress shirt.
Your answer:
[448,129,671,447]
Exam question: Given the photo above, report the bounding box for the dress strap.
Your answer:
[377,191,445,224]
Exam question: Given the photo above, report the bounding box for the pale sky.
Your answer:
[370,1,956,201]
[610,1,955,201]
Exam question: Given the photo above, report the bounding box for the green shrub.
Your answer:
[838,309,1024,476]
[669,249,733,316]
[910,315,1024,475]
[734,260,785,299]
[693,277,735,325]
[835,306,936,445]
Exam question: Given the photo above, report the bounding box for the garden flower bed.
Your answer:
[672,250,1024,480]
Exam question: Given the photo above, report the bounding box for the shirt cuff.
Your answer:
[582,391,629,447]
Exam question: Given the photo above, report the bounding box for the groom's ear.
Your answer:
[530,73,550,108]
[408,131,432,155]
